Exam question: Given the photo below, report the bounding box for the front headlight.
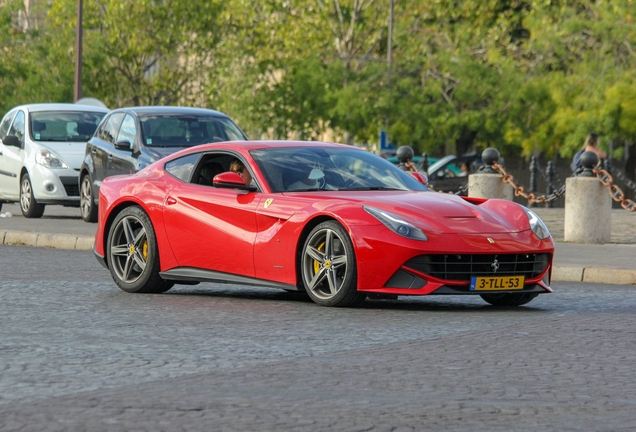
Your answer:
[364,206,428,241]
[524,207,551,240]
[36,149,68,169]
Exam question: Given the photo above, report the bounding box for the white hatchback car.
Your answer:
[0,103,109,217]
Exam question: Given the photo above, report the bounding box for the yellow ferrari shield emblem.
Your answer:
[264,198,274,208]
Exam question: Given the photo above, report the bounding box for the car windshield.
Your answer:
[30,111,106,142]
[140,115,246,147]
[250,146,429,193]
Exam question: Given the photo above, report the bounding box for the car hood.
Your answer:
[289,190,530,235]
[37,141,88,170]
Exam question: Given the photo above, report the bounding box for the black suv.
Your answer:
[79,106,248,222]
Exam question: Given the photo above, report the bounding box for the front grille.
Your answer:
[59,176,79,197]
[405,253,550,281]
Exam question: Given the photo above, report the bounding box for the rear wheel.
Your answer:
[480,292,538,307]
[106,206,173,293]
[300,221,365,307]
[20,173,45,218]
[80,174,98,222]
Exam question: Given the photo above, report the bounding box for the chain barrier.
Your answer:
[608,160,636,192]
[537,161,565,192]
[593,168,636,212]
[492,162,566,204]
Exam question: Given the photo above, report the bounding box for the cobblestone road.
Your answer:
[1,245,636,431]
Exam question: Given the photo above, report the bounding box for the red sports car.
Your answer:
[94,141,554,307]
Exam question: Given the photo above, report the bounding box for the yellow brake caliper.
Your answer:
[313,242,325,275]
[142,240,148,260]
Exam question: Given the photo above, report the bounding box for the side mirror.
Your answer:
[2,135,21,147]
[409,171,428,185]
[114,140,132,151]
[213,171,257,191]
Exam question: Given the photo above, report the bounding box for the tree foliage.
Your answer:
[2,0,636,164]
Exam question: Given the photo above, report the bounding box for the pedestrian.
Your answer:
[571,133,606,172]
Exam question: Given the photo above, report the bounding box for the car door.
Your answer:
[0,110,26,200]
[0,110,17,199]
[161,152,259,277]
[92,112,125,186]
[109,114,138,176]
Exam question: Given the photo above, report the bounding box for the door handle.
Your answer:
[91,148,97,155]
[166,196,177,205]
[107,155,113,162]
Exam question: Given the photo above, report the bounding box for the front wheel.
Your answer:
[20,173,45,218]
[106,206,173,293]
[300,221,365,307]
[480,292,538,307]
[80,174,98,222]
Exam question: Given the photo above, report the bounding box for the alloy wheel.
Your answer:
[20,177,32,213]
[302,226,349,301]
[109,215,149,284]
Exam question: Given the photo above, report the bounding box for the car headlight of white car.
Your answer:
[524,207,551,240]
[36,149,68,169]
[364,205,428,241]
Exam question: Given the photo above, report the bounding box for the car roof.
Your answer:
[195,140,356,151]
[111,106,230,118]
[16,103,110,113]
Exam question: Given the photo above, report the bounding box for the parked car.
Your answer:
[79,106,248,222]
[426,154,482,193]
[0,103,109,217]
[94,140,554,308]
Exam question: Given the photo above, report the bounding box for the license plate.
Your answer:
[470,275,525,291]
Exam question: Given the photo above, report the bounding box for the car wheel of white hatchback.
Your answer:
[20,173,45,218]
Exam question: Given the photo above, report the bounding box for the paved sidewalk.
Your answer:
[1,204,635,285]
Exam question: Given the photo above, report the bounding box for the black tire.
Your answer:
[80,174,98,223]
[300,221,365,307]
[20,173,45,218]
[106,206,173,294]
[480,292,538,307]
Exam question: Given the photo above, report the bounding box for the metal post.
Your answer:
[421,153,429,173]
[74,0,83,102]
[529,155,538,207]
[546,160,555,208]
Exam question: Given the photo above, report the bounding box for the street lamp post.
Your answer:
[74,0,83,102]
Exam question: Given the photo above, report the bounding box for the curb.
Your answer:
[0,230,94,251]
[1,230,635,285]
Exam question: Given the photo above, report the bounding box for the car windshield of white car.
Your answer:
[30,111,106,142]
[250,147,429,193]
[139,115,246,147]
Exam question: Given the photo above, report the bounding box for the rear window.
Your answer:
[30,111,107,142]
[139,115,246,147]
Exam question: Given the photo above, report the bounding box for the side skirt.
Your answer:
[159,267,299,291]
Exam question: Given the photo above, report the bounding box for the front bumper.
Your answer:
[350,225,554,296]
[31,164,80,205]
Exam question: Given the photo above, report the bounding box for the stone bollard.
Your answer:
[564,151,611,243]
[468,148,514,200]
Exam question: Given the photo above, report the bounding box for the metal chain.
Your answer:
[536,161,565,191]
[492,163,566,204]
[594,169,636,212]
[608,161,636,192]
